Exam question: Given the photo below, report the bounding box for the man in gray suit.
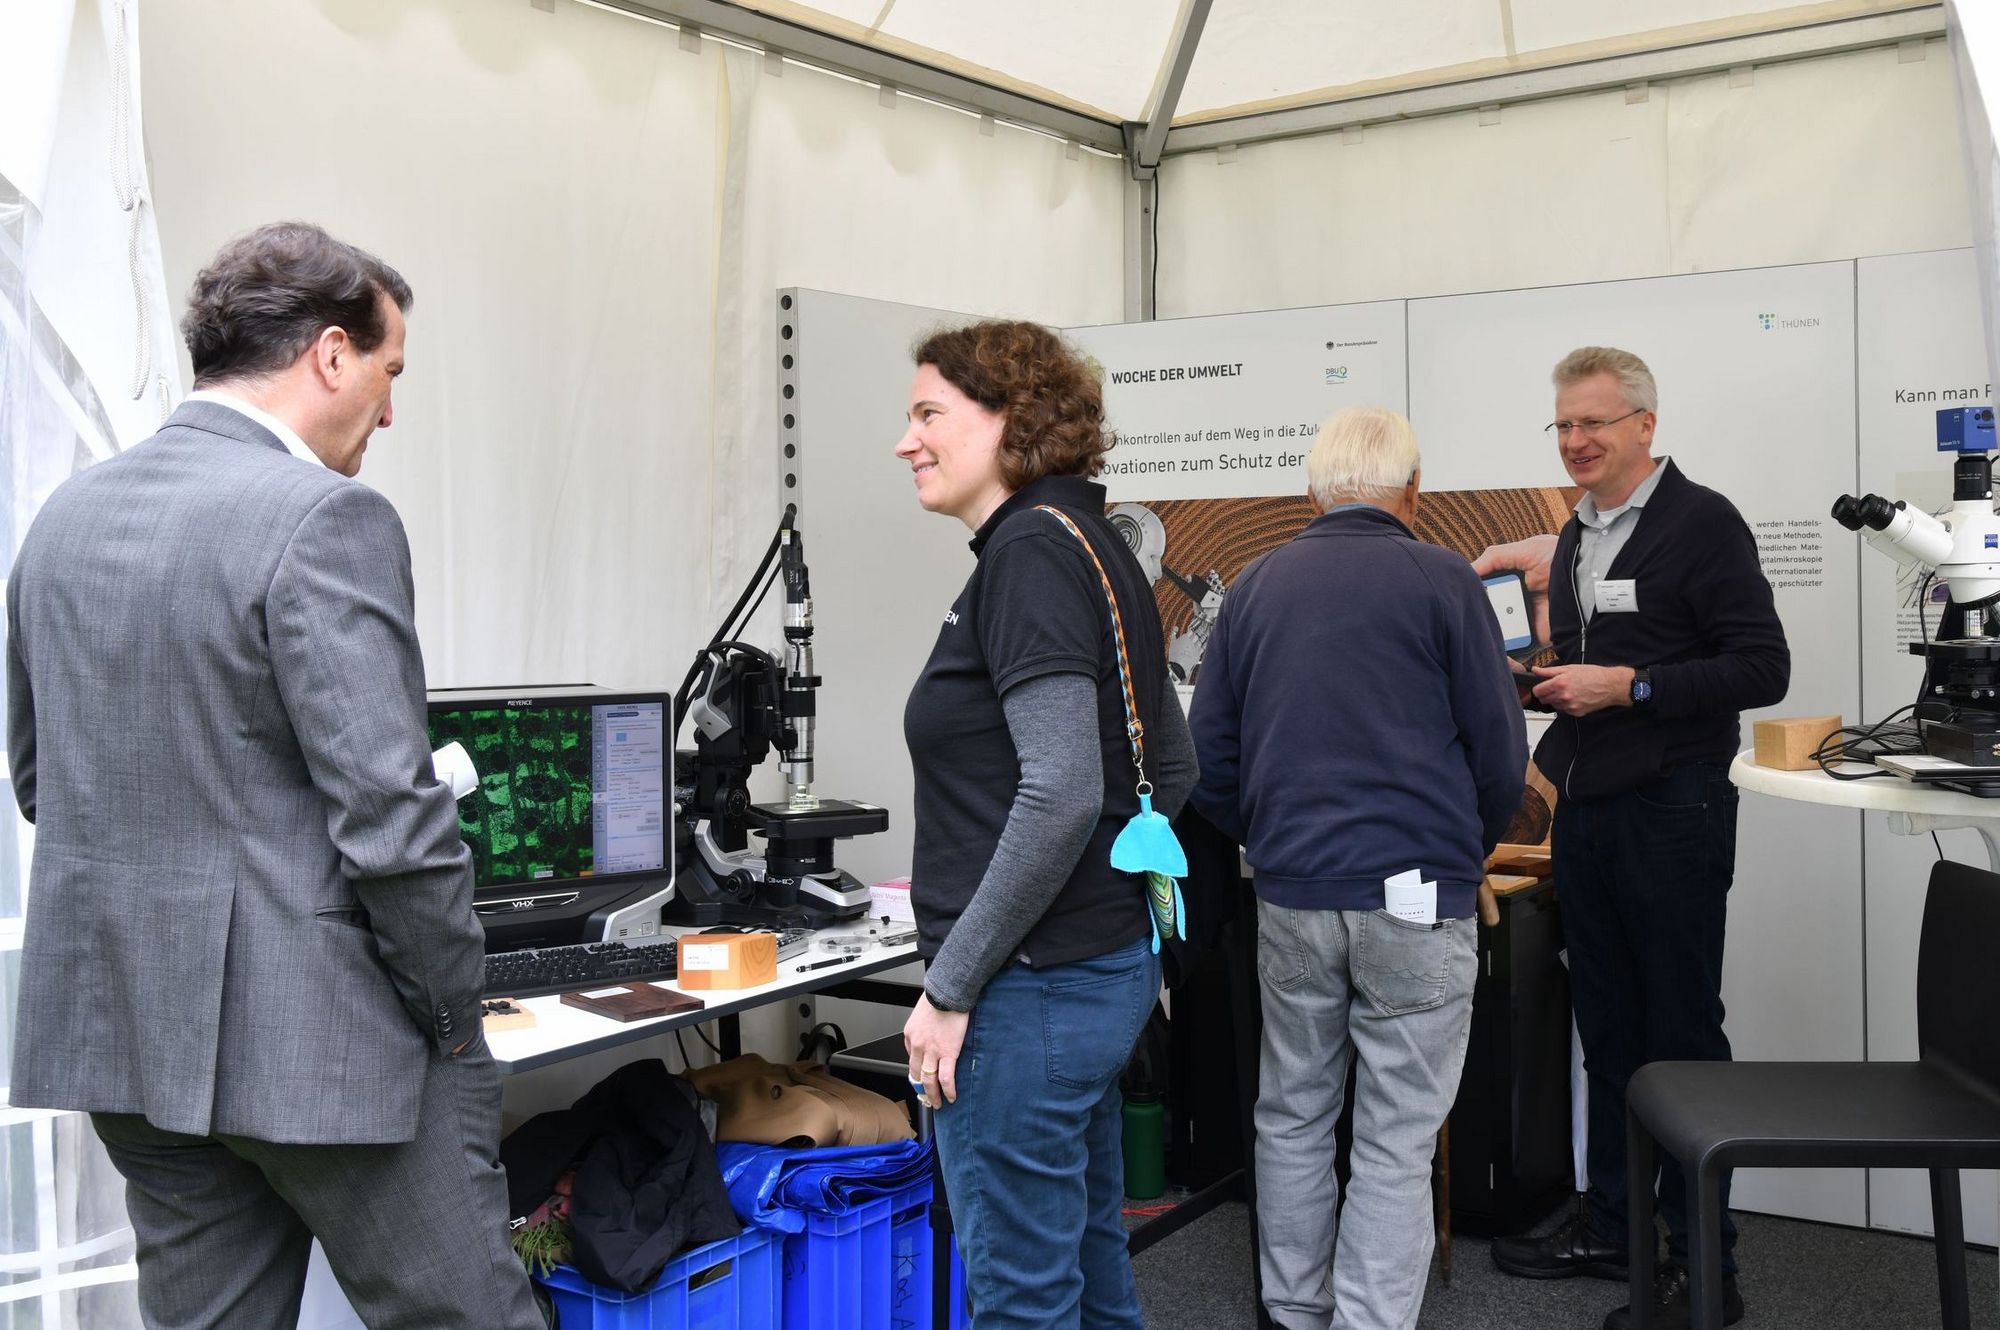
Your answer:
[6,222,543,1329]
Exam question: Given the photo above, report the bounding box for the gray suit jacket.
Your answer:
[6,401,483,1144]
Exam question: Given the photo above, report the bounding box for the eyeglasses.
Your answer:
[1545,409,1643,439]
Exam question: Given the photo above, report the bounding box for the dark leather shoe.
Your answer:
[1602,1262,1744,1329]
[1492,1205,1630,1281]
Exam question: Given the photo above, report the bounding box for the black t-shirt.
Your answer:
[902,474,1166,969]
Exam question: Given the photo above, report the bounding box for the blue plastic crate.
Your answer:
[779,1179,940,1330]
[536,1227,780,1330]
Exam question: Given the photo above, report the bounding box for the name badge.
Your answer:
[1595,579,1639,614]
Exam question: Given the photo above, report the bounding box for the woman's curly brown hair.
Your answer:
[913,320,1112,488]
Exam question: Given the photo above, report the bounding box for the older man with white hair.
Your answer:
[1190,406,1526,1330]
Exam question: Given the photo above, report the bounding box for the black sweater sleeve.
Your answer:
[1650,502,1790,720]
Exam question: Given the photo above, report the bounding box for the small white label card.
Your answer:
[1595,579,1639,614]
[679,943,728,972]
[581,986,633,999]
[1383,869,1438,926]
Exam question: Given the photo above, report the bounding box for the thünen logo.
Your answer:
[1758,311,1821,332]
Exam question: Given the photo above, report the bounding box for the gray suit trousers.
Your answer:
[93,1045,542,1330]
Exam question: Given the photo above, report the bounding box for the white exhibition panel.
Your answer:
[1410,260,1865,1225]
[786,288,991,889]
[1068,301,1407,501]
[1855,247,2000,1243]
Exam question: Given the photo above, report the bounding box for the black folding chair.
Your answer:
[1625,858,2000,1329]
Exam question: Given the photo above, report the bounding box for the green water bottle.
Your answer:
[1122,1092,1166,1199]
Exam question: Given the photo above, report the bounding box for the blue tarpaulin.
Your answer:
[715,1139,936,1231]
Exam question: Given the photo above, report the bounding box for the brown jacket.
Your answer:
[687,1056,914,1148]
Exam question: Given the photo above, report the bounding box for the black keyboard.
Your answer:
[482,939,679,998]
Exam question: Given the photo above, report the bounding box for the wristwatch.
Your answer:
[1630,667,1654,707]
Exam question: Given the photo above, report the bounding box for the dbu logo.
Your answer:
[1325,366,1349,383]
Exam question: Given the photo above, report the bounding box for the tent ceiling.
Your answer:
[716,0,1937,128]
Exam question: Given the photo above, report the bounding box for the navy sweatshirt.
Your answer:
[1535,459,1790,802]
[1187,505,1528,918]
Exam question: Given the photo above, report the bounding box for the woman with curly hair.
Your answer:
[895,319,1197,1329]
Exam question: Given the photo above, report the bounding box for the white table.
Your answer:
[1731,747,2000,1311]
[487,919,921,1074]
[1728,750,2000,871]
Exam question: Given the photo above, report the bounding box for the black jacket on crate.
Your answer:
[500,1059,740,1292]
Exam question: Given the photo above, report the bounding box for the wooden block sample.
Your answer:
[1484,873,1542,897]
[1752,714,1843,771]
[559,983,706,1023]
[676,932,779,990]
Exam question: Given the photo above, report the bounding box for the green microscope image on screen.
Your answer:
[427,707,594,886]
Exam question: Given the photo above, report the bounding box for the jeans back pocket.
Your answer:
[1042,947,1155,1090]
[1352,912,1471,1016]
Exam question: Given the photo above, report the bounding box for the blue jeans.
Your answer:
[1556,760,1739,1275]
[933,938,1160,1330]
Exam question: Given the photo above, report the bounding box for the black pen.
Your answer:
[799,954,858,971]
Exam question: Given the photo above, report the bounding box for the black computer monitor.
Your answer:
[425,686,674,951]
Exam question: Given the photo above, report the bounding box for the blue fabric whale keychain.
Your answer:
[1036,506,1189,955]
[1112,789,1188,954]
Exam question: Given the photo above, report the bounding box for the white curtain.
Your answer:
[0,0,178,1325]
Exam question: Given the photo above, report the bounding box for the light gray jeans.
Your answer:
[1253,899,1477,1330]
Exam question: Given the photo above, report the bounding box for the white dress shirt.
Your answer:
[1573,455,1668,622]
[184,389,324,470]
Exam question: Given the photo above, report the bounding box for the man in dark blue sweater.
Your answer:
[1190,406,1526,1330]
[1483,348,1789,1330]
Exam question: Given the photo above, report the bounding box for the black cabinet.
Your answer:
[1447,877,1575,1236]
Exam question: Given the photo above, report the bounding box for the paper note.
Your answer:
[680,942,727,972]
[1384,871,1437,926]
[581,986,632,999]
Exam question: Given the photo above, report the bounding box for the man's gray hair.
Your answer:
[1552,346,1657,414]
[1306,406,1420,509]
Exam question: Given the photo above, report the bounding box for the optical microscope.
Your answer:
[1834,405,2000,765]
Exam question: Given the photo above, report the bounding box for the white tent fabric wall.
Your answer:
[707,0,1941,126]
[140,0,1126,695]
[0,0,179,1325]
[144,0,725,695]
[1949,0,2000,394]
[714,40,1126,601]
[1155,40,1970,316]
